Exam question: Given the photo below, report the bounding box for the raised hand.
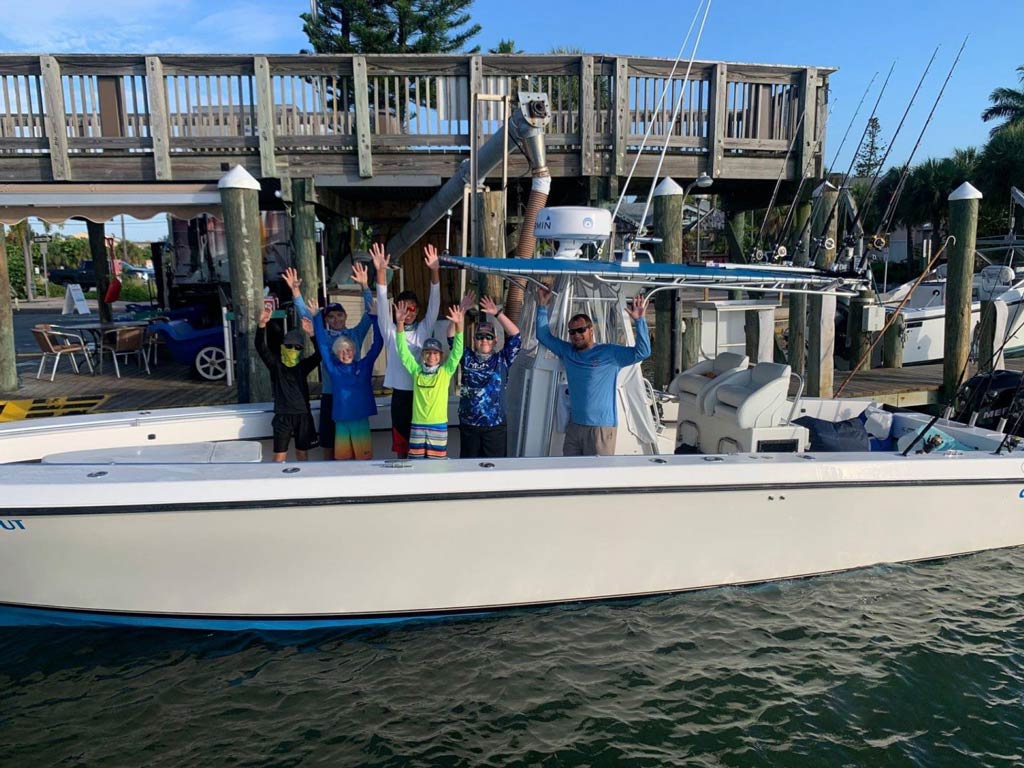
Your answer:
[351,261,369,289]
[395,299,412,327]
[304,293,320,315]
[282,267,302,297]
[370,242,390,285]
[423,243,440,273]
[536,285,552,307]
[300,317,314,337]
[446,304,464,327]
[258,305,272,327]
[480,295,499,316]
[459,289,477,313]
[627,292,649,321]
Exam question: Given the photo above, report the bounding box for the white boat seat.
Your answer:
[710,362,792,429]
[668,352,749,415]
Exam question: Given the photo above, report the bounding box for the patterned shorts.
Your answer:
[334,418,373,461]
[408,422,449,459]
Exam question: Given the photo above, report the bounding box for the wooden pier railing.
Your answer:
[0,54,832,185]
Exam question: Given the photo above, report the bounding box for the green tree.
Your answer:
[977,122,1024,234]
[981,65,1024,137]
[302,1,481,54]
[489,39,522,54]
[853,117,885,179]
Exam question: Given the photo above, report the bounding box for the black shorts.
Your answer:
[318,394,335,451]
[272,412,318,453]
[459,423,507,458]
[391,388,414,440]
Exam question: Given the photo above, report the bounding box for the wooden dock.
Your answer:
[827,359,1024,406]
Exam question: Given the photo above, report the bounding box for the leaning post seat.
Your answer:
[703,362,808,454]
[668,352,749,452]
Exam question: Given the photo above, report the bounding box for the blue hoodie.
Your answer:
[313,312,383,422]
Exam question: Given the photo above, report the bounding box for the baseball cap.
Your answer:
[475,322,496,337]
[324,302,346,315]
[422,338,444,352]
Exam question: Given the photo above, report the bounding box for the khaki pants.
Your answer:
[563,422,617,456]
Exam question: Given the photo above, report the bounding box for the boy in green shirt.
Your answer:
[395,300,464,459]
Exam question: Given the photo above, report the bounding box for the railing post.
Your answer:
[145,56,173,181]
[797,67,818,180]
[352,55,373,178]
[613,57,629,177]
[706,63,727,180]
[580,55,595,176]
[39,55,71,181]
[97,76,125,138]
[253,56,278,178]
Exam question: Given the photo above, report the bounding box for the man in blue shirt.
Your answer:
[283,265,373,460]
[535,286,651,456]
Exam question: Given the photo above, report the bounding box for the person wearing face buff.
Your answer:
[305,292,384,460]
[256,307,321,462]
[447,292,522,458]
[395,301,464,459]
[283,264,373,460]
[371,241,441,458]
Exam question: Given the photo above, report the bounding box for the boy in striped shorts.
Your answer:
[395,300,464,459]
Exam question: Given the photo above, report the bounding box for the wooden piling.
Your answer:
[290,177,320,374]
[847,288,874,366]
[20,226,34,302]
[724,207,746,263]
[978,299,1006,373]
[480,189,505,302]
[653,178,684,388]
[219,166,272,404]
[882,313,906,368]
[681,309,702,372]
[787,200,812,376]
[86,220,112,323]
[807,182,838,397]
[943,182,982,398]
[0,225,18,391]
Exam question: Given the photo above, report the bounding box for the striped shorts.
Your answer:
[408,422,449,459]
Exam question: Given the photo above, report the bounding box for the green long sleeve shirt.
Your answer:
[396,331,463,424]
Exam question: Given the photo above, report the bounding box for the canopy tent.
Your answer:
[0,183,221,226]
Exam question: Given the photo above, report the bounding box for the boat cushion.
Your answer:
[793,416,869,452]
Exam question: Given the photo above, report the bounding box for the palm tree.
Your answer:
[489,39,522,54]
[982,65,1024,137]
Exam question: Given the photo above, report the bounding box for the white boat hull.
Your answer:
[3,452,1023,628]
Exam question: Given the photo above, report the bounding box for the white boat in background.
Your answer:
[882,263,1024,365]
[4,208,1024,630]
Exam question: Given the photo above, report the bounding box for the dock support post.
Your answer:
[86,221,113,324]
[681,309,702,372]
[882,314,906,368]
[978,299,1007,374]
[943,182,982,398]
[290,177,320,374]
[653,178,683,388]
[847,288,874,366]
[787,199,812,375]
[219,165,271,404]
[724,206,746,263]
[480,189,505,303]
[807,181,838,397]
[745,308,773,363]
[0,226,17,391]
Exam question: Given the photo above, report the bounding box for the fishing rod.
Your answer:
[609,0,708,232]
[828,46,945,270]
[807,50,938,271]
[873,36,970,244]
[788,60,897,263]
[774,71,877,253]
[772,92,849,257]
[753,108,807,256]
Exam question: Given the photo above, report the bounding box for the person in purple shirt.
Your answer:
[535,286,650,456]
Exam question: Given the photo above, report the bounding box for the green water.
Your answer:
[2,549,1023,767]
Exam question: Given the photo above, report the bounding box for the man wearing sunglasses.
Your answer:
[449,293,522,458]
[535,286,651,456]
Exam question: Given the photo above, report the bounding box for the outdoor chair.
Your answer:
[99,327,151,378]
[31,324,94,382]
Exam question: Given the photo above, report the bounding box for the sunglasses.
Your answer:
[475,334,495,341]
[567,326,591,336]
[283,343,303,351]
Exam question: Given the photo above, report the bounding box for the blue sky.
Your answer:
[3,0,1021,240]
